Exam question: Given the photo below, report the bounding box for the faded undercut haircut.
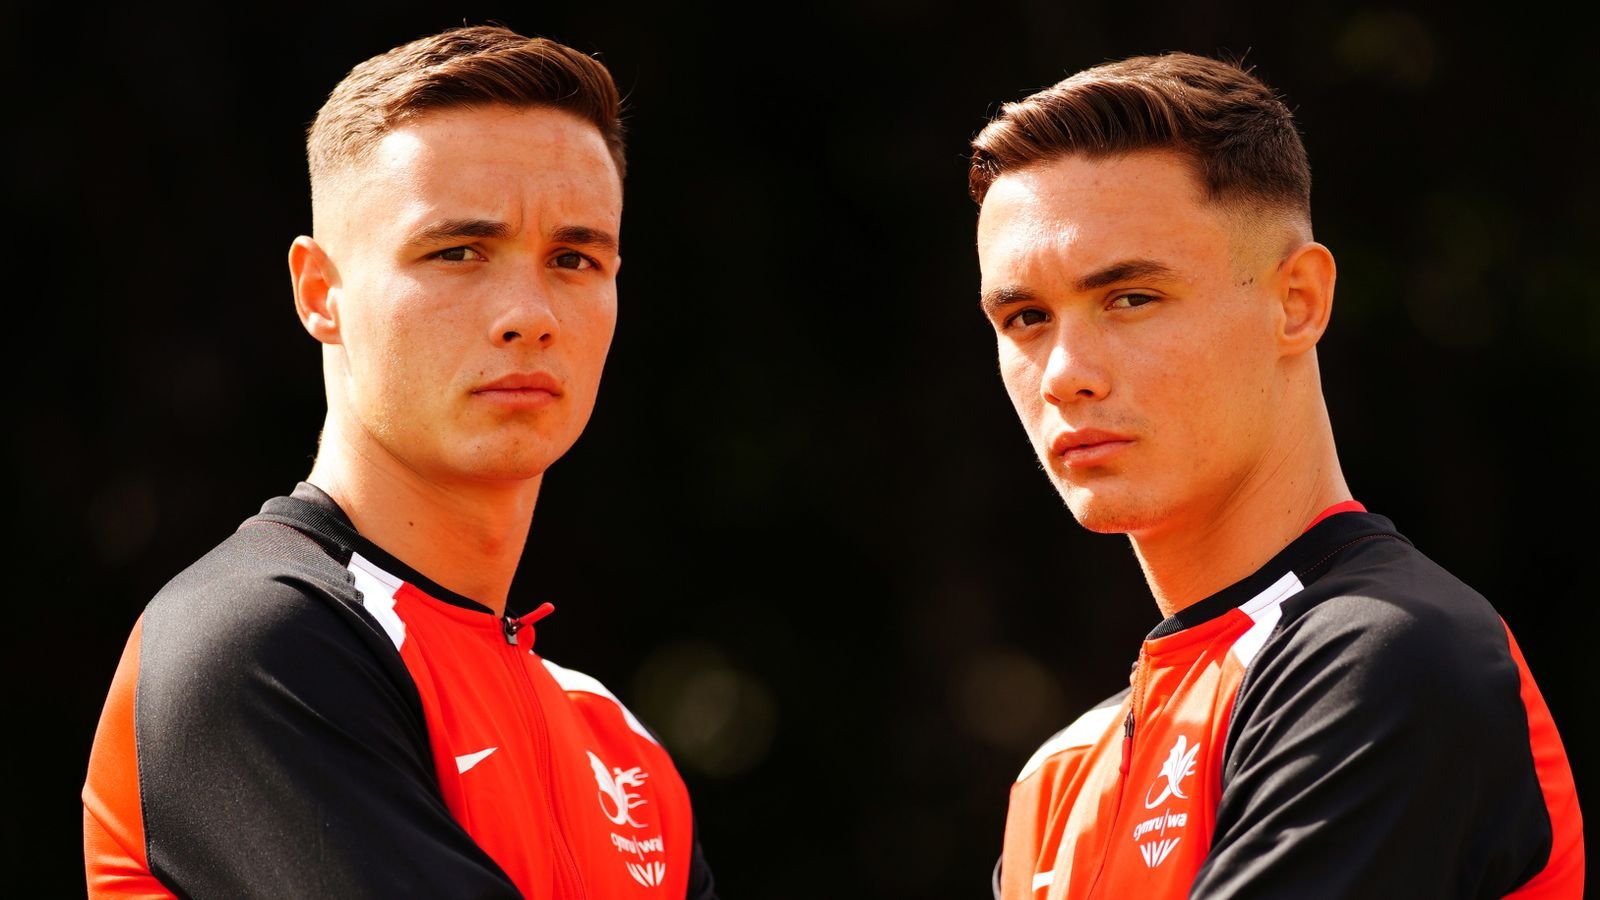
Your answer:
[969,53,1309,225]
[306,25,625,209]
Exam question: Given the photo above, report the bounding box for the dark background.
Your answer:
[7,2,1595,896]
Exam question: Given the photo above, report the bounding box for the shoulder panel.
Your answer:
[542,658,658,744]
[1017,688,1129,782]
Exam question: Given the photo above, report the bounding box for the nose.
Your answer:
[1040,327,1109,406]
[490,277,559,348]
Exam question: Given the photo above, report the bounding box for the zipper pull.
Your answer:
[1121,652,1143,776]
[502,601,556,646]
[1120,710,1134,775]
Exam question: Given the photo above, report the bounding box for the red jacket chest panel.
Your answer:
[1005,608,1255,900]
[384,580,693,898]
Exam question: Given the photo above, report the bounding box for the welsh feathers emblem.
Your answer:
[1144,734,1201,809]
[587,750,650,828]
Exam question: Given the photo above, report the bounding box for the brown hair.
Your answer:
[307,25,625,203]
[968,53,1308,220]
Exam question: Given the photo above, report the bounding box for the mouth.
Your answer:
[1049,428,1133,468]
[472,372,563,408]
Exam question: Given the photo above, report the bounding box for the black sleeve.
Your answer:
[684,818,718,900]
[135,570,521,898]
[1190,592,1552,899]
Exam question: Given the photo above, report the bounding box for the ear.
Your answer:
[288,236,342,345]
[1276,241,1336,357]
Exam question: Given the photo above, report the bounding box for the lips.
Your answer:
[1049,428,1133,468]
[471,372,563,409]
[473,372,562,395]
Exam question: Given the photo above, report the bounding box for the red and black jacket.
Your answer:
[84,483,716,898]
[998,509,1583,899]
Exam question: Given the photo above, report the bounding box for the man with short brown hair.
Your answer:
[84,25,716,898]
[973,53,1582,898]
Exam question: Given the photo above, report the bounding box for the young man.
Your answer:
[971,54,1582,898]
[83,26,716,898]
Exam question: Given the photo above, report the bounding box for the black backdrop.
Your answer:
[9,2,1595,896]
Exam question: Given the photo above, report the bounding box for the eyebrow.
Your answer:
[1074,258,1180,291]
[404,218,513,248]
[979,285,1037,315]
[979,258,1181,314]
[402,219,620,254]
[550,224,620,255]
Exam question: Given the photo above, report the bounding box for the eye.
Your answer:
[1004,308,1049,329]
[1108,292,1157,309]
[433,246,486,262]
[551,251,596,270]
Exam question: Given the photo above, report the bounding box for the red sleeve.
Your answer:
[1500,623,1585,898]
[83,616,172,898]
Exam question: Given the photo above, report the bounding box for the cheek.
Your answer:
[375,297,443,373]
[353,283,464,404]
[568,294,618,372]
[1206,310,1279,409]
[1149,320,1271,452]
[997,343,1042,418]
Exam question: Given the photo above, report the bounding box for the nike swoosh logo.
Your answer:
[455,747,498,773]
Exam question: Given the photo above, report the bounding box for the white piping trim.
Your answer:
[348,552,406,650]
[1230,570,1304,667]
[1016,703,1122,783]
[542,658,658,744]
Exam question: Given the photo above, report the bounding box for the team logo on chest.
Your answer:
[1144,734,1200,809]
[588,750,651,827]
[588,749,669,888]
[1132,734,1200,868]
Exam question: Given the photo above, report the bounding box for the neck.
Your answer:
[1131,395,1350,619]
[307,417,541,617]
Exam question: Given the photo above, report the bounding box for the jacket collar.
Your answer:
[1146,511,1409,640]
[255,481,500,615]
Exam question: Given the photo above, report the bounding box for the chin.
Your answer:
[492,451,564,480]
[478,463,554,483]
[1066,508,1139,535]
[1056,481,1152,536]
[444,448,563,484]
[453,428,579,479]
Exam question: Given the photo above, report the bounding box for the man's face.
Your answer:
[976,151,1288,538]
[318,105,622,485]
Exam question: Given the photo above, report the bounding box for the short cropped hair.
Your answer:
[969,53,1308,220]
[307,25,626,205]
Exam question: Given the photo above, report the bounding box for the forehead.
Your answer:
[976,151,1232,285]
[357,105,622,228]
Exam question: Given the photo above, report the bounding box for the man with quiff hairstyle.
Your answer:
[84,25,717,898]
[973,52,1582,898]
[304,26,628,217]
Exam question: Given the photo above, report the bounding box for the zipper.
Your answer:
[498,603,586,898]
[1123,650,1150,773]
[1119,709,1135,775]
[1085,649,1149,898]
